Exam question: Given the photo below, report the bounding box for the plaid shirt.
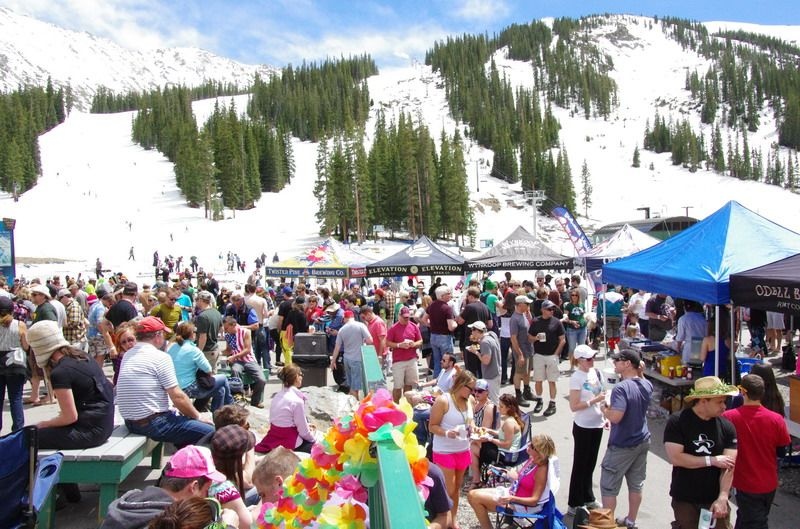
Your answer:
[383,290,396,323]
[62,300,86,344]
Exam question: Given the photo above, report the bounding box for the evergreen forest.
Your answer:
[314,113,475,245]
[0,80,68,198]
[90,80,249,113]
[638,17,800,190]
[424,17,619,212]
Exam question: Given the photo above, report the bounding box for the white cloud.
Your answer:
[0,0,212,50]
[253,24,450,67]
[454,0,509,21]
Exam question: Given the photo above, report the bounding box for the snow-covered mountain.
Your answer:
[3,11,800,284]
[0,7,276,110]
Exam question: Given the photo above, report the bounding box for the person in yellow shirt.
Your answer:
[150,288,183,338]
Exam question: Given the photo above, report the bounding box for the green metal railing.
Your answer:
[361,345,427,529]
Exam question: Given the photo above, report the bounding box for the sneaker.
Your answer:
[616,517,637,529]
[532,398,544,414]
[543,402,556,417]
[584,501,602,509]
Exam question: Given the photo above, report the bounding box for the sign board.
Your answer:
[0,218,16,282]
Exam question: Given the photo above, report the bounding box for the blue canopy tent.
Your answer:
[602,201,800,377]
[603,201,800,304]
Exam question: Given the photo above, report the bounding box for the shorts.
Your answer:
[344,358,364,392]
[392,358,419,389]
[532,354,559,382]
[515,353,533,373]
[88,336,107,358]
[600,440,650,497]
[433,449,471,470]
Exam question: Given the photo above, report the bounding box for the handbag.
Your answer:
[7,347,27,368]
[196,370,215,390]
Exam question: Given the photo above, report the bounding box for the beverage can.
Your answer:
[669,366,676,379]
[687,367,693,380]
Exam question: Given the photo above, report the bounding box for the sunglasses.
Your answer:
[465,385,476,391]
[472,388,487,395]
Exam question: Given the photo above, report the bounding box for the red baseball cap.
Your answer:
[343,310,355,319]
[137,316,168,333]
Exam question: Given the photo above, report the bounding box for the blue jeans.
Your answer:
[125,410,214,447]
[566,326,587,356]
[0,374,25,432]
[430,333,454,377]
[500,336,512,382]
[184,375,233,412]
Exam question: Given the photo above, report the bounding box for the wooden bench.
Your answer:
[39,424,163,528]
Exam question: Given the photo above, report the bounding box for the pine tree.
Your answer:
[580,159,592,216]
[632,145,641,168]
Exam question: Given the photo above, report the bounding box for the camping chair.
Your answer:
[0,426,63,528]
[481,412,532,486]
[494,491,564,529]
[494,455,564,529]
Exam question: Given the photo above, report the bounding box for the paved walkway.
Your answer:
[5,356,800,529]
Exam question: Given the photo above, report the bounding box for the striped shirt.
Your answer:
[116,342,179,420]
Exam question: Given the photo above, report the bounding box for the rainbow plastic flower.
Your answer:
[318,500,368,529]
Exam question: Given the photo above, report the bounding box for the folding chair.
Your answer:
[482,412,532,484]
[494,491,565,529]
[0,426,64,529]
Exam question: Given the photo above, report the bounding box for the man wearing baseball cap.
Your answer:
[599,349,653,529]
[101,445,236,529]
[116,316,214,446]
[386,305,423,402]
[528,299,566,416]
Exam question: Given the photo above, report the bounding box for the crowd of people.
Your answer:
[0,267,796,529]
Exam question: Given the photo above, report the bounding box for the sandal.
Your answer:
[24,398,40,405]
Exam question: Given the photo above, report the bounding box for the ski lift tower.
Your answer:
[524,190,546,239]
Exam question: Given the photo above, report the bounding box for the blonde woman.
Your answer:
[429,369,476,529]
[468,434,557,529]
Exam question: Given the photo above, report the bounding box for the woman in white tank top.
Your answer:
[429,369,476,529]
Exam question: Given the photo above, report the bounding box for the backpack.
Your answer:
[479,291,490,304]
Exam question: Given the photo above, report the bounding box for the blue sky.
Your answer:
[2,0,798,67]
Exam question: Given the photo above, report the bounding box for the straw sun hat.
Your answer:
[684,376,739,402]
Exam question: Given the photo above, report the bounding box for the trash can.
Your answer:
[293,333,330,387]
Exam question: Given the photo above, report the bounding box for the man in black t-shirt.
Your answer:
[456,287,492,377]
[101,282,140,360]
[527,300,565,416]
[664,376,738,529]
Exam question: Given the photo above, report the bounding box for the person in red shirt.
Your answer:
[723,373,791,529]
[360,305,387,365]
[386,306,423,402]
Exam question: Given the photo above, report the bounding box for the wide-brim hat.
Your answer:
[28,320,70,367]
[578,509,625,529]
[684,376,739,402]
[30,284,52,299]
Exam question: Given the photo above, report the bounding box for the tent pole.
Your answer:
[714,306,720,378]
[730,305,736,383]
[603,285,608,361]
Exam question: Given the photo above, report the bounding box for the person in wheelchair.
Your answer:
[27,320,114,449]
[467,393,523,489]
[467,434,557,529]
